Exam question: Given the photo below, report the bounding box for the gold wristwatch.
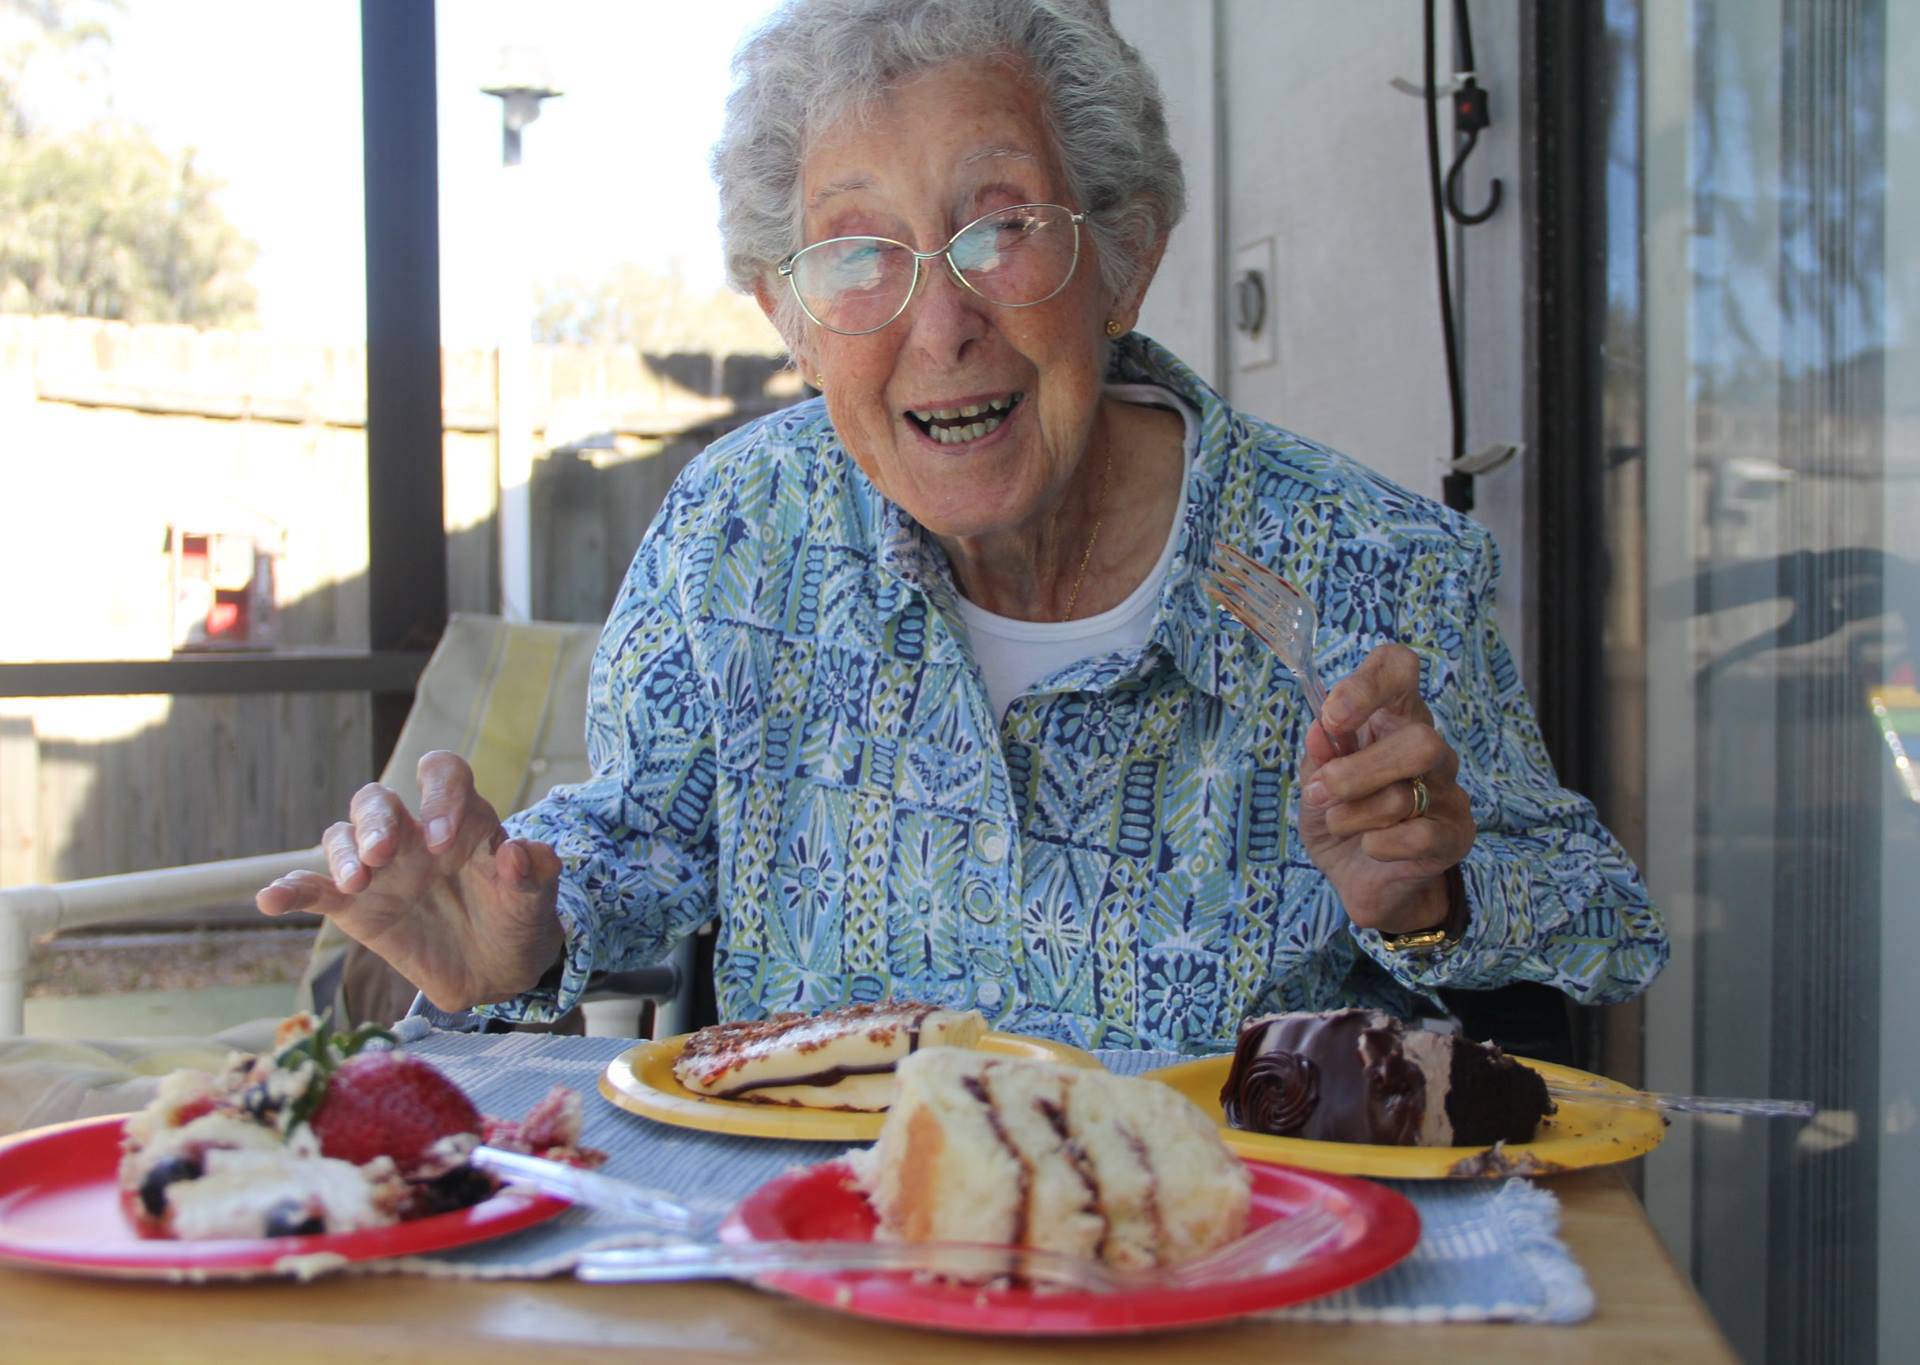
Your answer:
[1379,923,1455,952]
[1378,867,1469,953]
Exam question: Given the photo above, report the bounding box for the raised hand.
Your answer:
[1296,643,1475,936]
[255,750,566,1012]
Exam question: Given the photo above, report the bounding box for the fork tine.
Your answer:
[1214,563,1304,625]
[1214,541,1312,606]
[1211,566,1298,629]
[1209,571,1302,655]
[1207,583,1292,661]
[1215,540,1302,591]
[1215,541,1281,591]
[1209,581,1272,641]
[1220,577,1297,631]
[1214,539,1257,569]
[1166,1206,1343,1285]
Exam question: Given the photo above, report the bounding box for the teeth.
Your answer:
[909,394,1019,423]
[928,413,1005,444]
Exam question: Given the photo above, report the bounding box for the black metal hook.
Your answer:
[1444,81,1502,225]
[1444,126,1502,224]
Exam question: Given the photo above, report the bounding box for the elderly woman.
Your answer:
[259,0,1665,1053]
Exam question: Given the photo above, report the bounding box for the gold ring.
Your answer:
[1409,776,1430,820]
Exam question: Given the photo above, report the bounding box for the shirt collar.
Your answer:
[1111,336,1277,710]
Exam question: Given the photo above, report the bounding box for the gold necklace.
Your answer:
[1059,447,1114,621]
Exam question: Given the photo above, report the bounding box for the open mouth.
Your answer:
[906,392,1023,445]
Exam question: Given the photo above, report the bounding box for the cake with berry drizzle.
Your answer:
[119,1013,601,1240]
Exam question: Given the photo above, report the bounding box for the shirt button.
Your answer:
[977,980,1003,1009]
[975,823,1009,863]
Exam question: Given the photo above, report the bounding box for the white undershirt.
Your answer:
[954,383,1198,720]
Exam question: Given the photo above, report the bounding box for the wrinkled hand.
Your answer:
[1297,644,1475,935]
[254,750,565,1012]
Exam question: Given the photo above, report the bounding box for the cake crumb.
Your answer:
[1446,1142,1566,1179]
[273,1251,351,1282]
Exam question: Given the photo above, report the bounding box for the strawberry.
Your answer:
[171,1095,219,1127]
[307,1051,481,1170]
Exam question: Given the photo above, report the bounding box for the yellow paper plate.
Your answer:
[600,1030,1102,1142]
[1140,1054,1666,1179]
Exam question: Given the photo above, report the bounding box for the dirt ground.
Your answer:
[28,927,316,998]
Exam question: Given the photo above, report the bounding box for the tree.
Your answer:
[0,0,256,325]
[535,264,783,356]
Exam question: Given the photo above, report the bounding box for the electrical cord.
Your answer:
[1422,0,1471,510]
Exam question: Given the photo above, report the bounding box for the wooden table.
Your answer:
[0,1164,1731,1363]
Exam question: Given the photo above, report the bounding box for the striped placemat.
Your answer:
[363,1030,1591,1323]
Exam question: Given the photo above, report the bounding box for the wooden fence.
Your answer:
[0,315,796,890]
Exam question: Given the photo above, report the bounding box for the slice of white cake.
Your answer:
[673,1002,988,1110]
[161,1148,407,1240]
[848,1048,1251,1273]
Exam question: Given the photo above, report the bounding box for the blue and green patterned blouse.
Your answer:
[495,334,1667,1052]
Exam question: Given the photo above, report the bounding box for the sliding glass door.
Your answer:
[1597,1,1915,1360]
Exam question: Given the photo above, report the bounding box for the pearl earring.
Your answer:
[1105,319,1123,337]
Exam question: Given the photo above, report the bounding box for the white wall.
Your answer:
[1216,0,1450,492]
[1111,0,1532,677]
[1114,0,1221,387]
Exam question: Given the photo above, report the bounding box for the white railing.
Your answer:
[0,848,326,1037]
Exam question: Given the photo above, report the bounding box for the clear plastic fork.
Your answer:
[470,1146,717,1233]
[1542,1081,1816,1120]
[1155,1205,1343,1285]
[576,1238,1129,1291]
[1208,541,1349,753]
[572,1206,1344,1293]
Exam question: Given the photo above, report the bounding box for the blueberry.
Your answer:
[263,1200,325,1238]
[240,1083,282,1120]
[137,1155,203,1217]
[411,1166,496,1216]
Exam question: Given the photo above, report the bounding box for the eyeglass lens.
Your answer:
[789,204,1078,335]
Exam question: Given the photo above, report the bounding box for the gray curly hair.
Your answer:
[713,0,1185,343]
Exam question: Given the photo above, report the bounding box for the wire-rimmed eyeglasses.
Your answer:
[778,202,1085,337]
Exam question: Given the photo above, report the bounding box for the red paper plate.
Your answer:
[0,1115,569,1280]
[720,1157,1418,1336]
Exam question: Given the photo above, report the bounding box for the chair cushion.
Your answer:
[0,1020,282,1137]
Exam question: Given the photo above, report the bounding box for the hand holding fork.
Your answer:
[1209,542,1474,938]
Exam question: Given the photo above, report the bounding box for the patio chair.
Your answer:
[0,613,695,1054]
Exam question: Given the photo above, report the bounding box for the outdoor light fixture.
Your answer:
[479,44,562,622]
[482,47,561,167]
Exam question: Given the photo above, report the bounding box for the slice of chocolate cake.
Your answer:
[1220,1009,1553,1146]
